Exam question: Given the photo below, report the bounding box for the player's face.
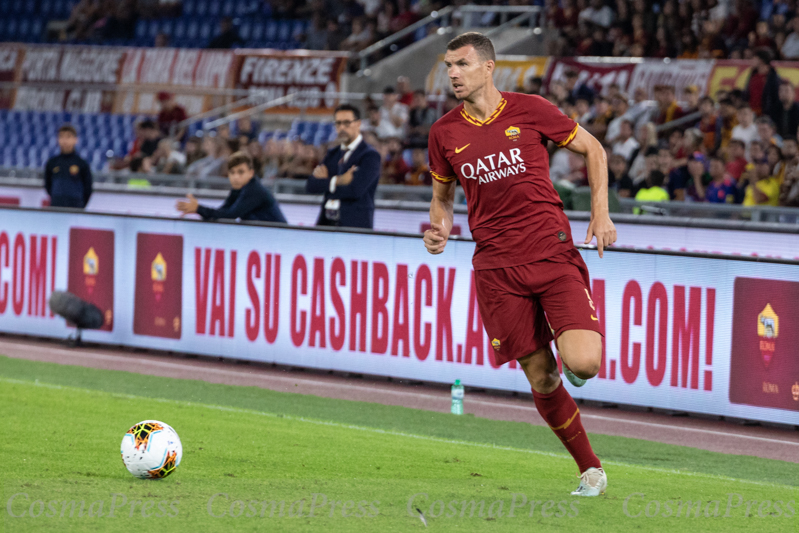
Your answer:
[444,46,493,101]
[228,163,254,190]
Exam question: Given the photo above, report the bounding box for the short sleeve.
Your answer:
[529,95,579,148]
[428,125,456,183]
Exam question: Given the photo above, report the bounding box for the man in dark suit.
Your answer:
[307,104,381,229]
[176,151,287,223]
[44,124,93,208]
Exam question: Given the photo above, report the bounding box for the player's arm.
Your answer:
[565,126,617,258]
[425,179,455,254]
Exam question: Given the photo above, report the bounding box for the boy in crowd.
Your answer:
[176,151,287,223]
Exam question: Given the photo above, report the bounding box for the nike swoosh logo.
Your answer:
[455,144,470,154]
[591,315,599,321]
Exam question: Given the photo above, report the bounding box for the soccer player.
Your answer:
[423,33,617,497]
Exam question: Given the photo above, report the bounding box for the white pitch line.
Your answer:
[0,376,796,491]
[3,342,799,448]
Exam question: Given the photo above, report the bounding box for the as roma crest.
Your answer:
[757,303,778,368]
[504,126,520,142]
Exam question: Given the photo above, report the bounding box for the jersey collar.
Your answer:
[460,97,507,127]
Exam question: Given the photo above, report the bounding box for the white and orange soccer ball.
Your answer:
[120,420,183,479]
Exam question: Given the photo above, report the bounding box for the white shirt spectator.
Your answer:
[731,123,759,160]
[578,6,614,28]
[782,32,799,59]
[376,102,409,140]
[549,148,571,183]
[612,136,640,162]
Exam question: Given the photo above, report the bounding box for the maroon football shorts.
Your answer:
[474,247,602,366]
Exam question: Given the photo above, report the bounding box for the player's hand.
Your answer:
[338,165,358,186]
[312,165,329,179]
[176,194,198,215]
[584,213,616,258]
[424,221,450,254]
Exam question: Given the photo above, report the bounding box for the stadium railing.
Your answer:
[355,5,542,73]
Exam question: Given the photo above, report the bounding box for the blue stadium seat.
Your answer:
[135,20,148,39]
[250,21,263,40]
[208,0,221,16]
[148,20,159,39]
[182,0,195,16]
[278,21,291,41]
[186,19,199,39]
[199,20,212,40]
[5,18,18,40]
[222,0,234,17]
[195,0,206,16]
[239,20,251,40]
[265,20,277,41]
[30,19,43,41]
[235,0,252,16]
[160,19,174,37]
[10,0,21,13]
[173,18,186,39]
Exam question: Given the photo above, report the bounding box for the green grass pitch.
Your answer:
[1,355,797,532]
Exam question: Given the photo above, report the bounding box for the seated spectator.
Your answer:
[177,151,287,223]
[403,149,432,186]
[702,156,738,203]
[579,0,615,29]
[304,14,328,50]
[408,90,437,149]
[381,138,411,184]
[376,87,409,140]
[154,138,186,174]
[782,16,799,59]
[726,139,749,180]
[756,116,783,148]
[208,17,242,49]
[776,79,799,140]
[634,170,670,212]
[697,96,718,151]
[628,123,658,185]
[397,76,414,106]
[235,117,259,142]
[657,147,674,175]
[325,19,346,51]
[340,16,374,52]
[360,106,382,135]
[608,153,635,197]
[740,158,781,206]
[605,93,631,144]
[574,97,593,125]
[682,85,700,116]
[564,69,595,105]
[715,98,738,153]
[586,96,613,142]
[186,136,227,179]
[245,138,265,178]
[157,92,187,139]
[611,119,640,162]
[670,153,710,201]
[126,119,162,164]
[655,85,684,131]
[731,105,758,159]
[779,165,799,206]
[184,136,205,167]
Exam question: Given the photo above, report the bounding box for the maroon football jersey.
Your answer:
[429,92,579,270]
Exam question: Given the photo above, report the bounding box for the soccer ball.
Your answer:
[120,420,182,479]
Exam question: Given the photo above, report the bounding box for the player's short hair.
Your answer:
[227,150,253,170]
[334,103,361,121]
[58,123,77,136]
[446,32,496,62]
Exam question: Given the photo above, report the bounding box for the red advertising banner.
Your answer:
[134,232,183,339]
[627,59,715,99]
[729,277,799,411]
[544,58,636,97]
[232,50,349,114]
[67,228,114,331]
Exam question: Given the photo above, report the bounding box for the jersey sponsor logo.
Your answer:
[454,143,470,154]
[504,126,520,141]
[69,165,79,175]
[459,148,526,185]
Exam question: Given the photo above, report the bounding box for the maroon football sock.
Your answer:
[533,380,601,473]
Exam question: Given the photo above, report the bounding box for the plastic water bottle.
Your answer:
[451,379,464,415]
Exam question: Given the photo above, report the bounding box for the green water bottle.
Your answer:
[451,379,464,415]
